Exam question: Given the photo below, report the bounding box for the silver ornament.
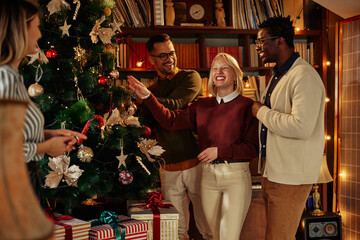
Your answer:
[28,82,44,98]
[77,146,94,162]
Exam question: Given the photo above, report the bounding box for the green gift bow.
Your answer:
[90,211,125,240]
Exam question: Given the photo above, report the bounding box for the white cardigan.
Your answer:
[257,57,325,185]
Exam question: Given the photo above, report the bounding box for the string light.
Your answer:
[325,97,330,102]
[136,60,144,68]
[326,61,331,66]
[296,27,300,32]
[326,135,331,140]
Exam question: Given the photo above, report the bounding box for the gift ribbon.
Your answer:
[131,192,173,240]
[45,208,73,239]
[139,192,173,240]
[90,211,124,240]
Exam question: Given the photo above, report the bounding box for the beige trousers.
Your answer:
[160,163,212,239]
[262,177,313,240]
[201,162,252,240]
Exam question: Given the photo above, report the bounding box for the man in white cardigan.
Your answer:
[252,16,325,240]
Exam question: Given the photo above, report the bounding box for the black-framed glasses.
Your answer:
[255,36,279,46]
[151,51,177,61]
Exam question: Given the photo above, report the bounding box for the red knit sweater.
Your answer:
[144,93,259,162]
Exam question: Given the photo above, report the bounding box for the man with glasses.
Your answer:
[137,34,211,240]
[251,17,325,240]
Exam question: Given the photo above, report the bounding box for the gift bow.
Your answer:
[145,191,163,208]
[45,208,74,239]
[90,211,124,240]
[143,192,173,240]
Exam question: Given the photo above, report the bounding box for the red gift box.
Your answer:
[89,215,148,240]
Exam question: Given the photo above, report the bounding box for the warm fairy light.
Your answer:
[209,94,212,97]
[296,27,300,31]
[339,172,345,178]
[245,82,250,88]
[326,135,331,140]
[325,97,330,102]
[326,61,331,66]
[136,60,144,68]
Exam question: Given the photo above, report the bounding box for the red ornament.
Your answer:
[142,126,151,137]
[118,170,133,185]
[93,115,104,129]
[97,76,107,85]
[46,46,58,58]
[77,120,90,145]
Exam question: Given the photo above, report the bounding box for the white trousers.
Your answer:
[160,163,212,239]
[201,162,252,240]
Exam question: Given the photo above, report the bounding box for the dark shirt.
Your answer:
[260,52,300,157]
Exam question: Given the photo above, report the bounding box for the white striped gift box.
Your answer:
[53,223,65,240]
[128,200,179,240]
[53,213,91,240]
[89,215,148,240]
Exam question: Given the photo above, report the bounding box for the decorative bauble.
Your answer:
[127,103,137,115]
[77,146,94,162]
[104,7,112,16]
[118,170,133,185]
[109,69,119,79]
[142,126,151,137]
[97,76,107,85]
[46,46,58,58]
[28,82,44,98]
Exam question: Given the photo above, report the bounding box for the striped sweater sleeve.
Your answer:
[0,66,45,162]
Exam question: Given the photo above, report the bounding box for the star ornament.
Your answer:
[44,155,84,188]
[60,20,71,37]
[116,150,128,168]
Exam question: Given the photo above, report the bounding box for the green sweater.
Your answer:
[147,69,203,164]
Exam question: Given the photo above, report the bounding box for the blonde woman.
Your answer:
[128,53,258,240]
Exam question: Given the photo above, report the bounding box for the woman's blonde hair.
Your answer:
[0,0,38,65]
[208,53,244,96]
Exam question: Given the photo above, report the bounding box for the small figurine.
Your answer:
[165,0,175,26]
[215,0,226,27]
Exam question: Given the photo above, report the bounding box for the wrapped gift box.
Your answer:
[53,224,65,240]
[89,215,148,240]
[53,213,91,240]
[128,200,179,240]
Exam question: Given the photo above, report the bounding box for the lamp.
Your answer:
[310,154,333,216]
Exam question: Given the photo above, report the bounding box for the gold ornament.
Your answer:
[104,7,111,16]
[116,138,127,168]
[77,146,94,162]
[44,155,84,188]
[89,16,114,44]
[127,103,137,115]
[73,44,87,66]
[135,156,151,175]
[28,82,44,98]
[47,0,70,15]
[124,115,140,127]
[137,139,165,163]
[109,69,119,79]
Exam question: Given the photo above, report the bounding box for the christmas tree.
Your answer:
[21,0,161,214]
